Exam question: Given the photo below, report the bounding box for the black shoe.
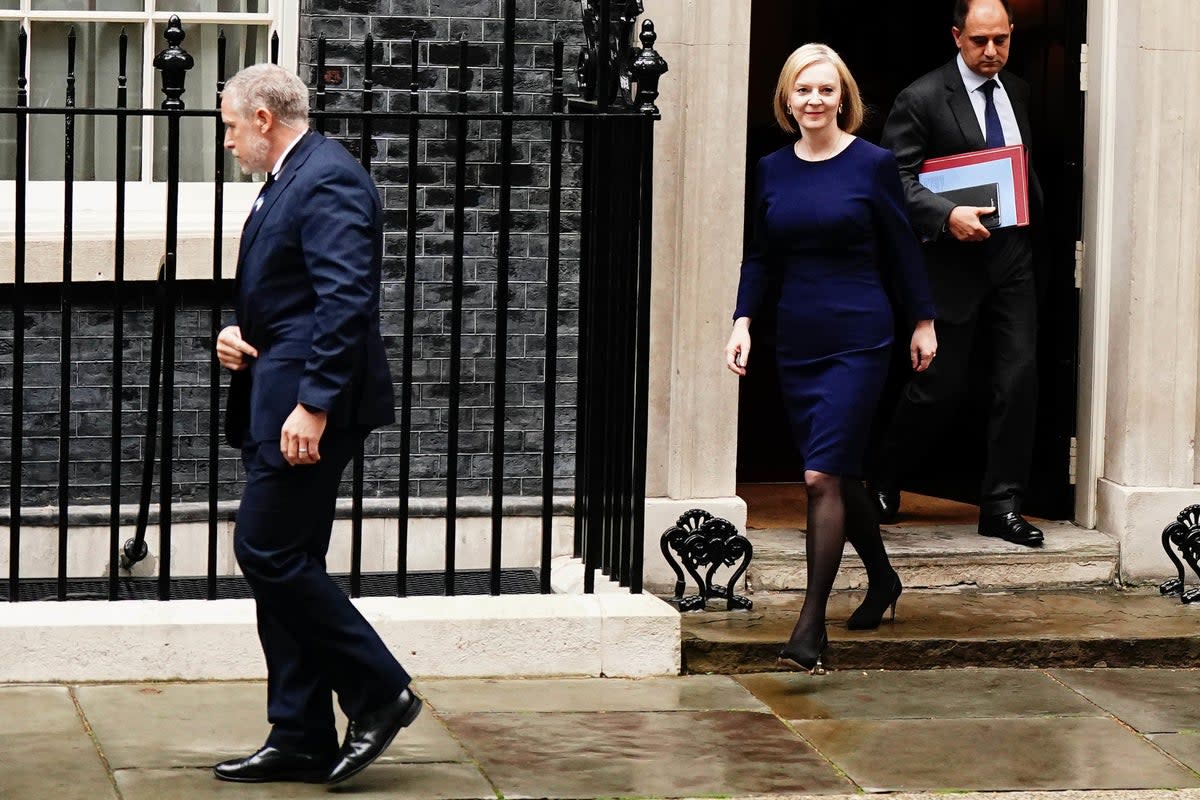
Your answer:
[213,746,335,783]
[978,512,1044,547]
[778,627,828,675]
[869,484,900,524]
[847,571,902,630]
[325,689,423,785]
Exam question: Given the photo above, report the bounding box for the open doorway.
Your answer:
[735,0,1085,521]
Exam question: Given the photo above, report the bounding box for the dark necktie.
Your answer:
[249,172,275,217]
[979,79,1005,149]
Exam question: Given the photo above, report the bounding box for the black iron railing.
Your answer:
[1,1,666,602]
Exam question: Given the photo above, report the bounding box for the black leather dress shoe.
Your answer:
[978,512,1044,547]
[869,485,901,524]
[326,689,423,785]
[213,746,335,783]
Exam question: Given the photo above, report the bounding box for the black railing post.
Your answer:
[541,37,565,593]
[314,36,327,136]
[153,15,194,601]
[109,28,129,600]
[491,0,517,595]
[576,110,595,591]
[208,29,228,600]
[350,33,376,599]
[627,19,667,592]
[397,32,421,598]
[445,37,470,596]
[58,27,77,601]
[9,26,27,603]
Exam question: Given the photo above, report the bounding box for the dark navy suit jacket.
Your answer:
[225,131,394,450]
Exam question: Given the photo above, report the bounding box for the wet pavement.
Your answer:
[683,588,1200,672]
[3,669,1200,798]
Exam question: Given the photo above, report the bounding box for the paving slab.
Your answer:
[683,588,1200,673]
[114,763,495,800]
[443,709,854,798]
[796,716,1200,792]
[1150,733,1200,773]
[736,668,1102,721]
[77,681,469,768]
[742,792,1200,800]
[1051,669,1200,733]
[0,685,117,800]
[417,675,769,714]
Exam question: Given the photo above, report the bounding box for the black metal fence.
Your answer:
[2,2,665,602]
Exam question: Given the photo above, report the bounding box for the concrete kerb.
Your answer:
[0,576,682,683]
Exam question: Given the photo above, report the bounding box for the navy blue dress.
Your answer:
[734,137,935,477]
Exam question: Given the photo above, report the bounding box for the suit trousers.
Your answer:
[875,228,1038,515]
[235,432,410,753]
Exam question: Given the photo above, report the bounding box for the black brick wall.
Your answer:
[1,1,586,508]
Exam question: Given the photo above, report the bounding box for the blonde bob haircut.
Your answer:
[772,43,864,135]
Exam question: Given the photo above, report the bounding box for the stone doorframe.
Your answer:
[640,0,1200,588]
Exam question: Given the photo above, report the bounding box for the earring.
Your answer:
[838,105,844,114]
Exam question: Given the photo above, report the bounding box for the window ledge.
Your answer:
[0,181,257,282]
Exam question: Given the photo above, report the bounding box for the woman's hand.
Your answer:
[910,319,937,373]
[725,318,752,377]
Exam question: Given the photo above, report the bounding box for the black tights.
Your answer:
[788,472,896,645]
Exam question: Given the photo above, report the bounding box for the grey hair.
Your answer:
[224,64,310,128]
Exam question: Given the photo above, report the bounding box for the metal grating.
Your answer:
[0,569,542,603]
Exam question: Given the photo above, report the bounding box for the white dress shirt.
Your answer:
[957,54,1021,147]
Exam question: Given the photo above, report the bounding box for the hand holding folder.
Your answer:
[918,144,1030,230]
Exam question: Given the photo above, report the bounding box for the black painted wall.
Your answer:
[1,1,586,508]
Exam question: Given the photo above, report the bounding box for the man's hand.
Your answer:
[281,404,327,466]
[216,325,259,371]
[947,205,996,242]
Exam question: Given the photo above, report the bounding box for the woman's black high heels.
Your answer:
[847,572,902,631]
[778,627,828,675]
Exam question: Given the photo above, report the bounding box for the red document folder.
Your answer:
[919,144,1030,228]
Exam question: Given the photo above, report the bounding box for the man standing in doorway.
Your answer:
[870,0,1044,546]
[213,63,420,785]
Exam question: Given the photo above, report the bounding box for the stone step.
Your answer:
[681,587,1200,674]
[746,521,1118,592]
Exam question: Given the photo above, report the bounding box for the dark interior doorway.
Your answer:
[736,0,1085,520]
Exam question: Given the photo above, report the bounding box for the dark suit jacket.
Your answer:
[225,131,395,449]
[882,59,1042,241]
[880,59,1043,321]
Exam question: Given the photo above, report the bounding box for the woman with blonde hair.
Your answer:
[724,44,937,673]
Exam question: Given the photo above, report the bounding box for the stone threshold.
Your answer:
[681,587,1200,674]
[746,520,1118,591]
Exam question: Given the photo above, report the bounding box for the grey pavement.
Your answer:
[3,669,1200,799]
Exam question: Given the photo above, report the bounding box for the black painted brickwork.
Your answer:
[2,3,587,507]
[299,0,586,499]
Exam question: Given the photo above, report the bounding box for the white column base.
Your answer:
[642,496,748,594]
[1097,478,1200,583]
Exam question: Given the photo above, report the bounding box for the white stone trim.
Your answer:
[0,589,681,682]
[1076,0,1121,529]
[1097,478,1200,583]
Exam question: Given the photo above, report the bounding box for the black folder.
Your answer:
[936,183,1001,229]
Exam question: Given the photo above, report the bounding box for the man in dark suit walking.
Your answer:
[212,64,420,785]
[870,0,1045,547]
